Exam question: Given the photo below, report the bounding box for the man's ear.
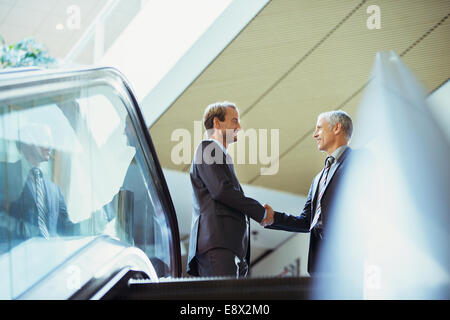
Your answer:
[213,116,221,130]
[334,122,342,135]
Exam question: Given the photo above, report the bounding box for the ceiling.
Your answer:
[3,0,448,196]
[149,0,450,197]
[0,0,105,59]
[0,0,142,65]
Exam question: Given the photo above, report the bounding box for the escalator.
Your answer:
[0,67,315,300]
[0,67,181,299]
[103,275,319,300]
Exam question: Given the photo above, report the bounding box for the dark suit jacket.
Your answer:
[268,147,352,275]
[187,140,265,276]
[0,161,76,243]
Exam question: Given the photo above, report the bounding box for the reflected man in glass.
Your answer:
[3,123,77,243]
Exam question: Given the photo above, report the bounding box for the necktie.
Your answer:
[33,167,49,239]
[310,156,335,231]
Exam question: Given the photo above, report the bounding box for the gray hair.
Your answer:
[319,110,353,140]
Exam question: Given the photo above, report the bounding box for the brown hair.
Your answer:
[203,101,238,136]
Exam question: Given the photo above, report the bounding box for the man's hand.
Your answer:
[260,203,274,227]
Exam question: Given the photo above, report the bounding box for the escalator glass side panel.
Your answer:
[19,236,158,300]
[0,68,180,299]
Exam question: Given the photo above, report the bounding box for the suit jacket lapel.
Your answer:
[225,152,249,225]
[311,147,351,213]
[323,147,351,192]
[311,169,324,213]
[225,153,239,184]
[26,172,54,222]
[25,174,37,203]
[323,162,339,191]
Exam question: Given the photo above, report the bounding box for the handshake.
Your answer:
[260,204,274,227]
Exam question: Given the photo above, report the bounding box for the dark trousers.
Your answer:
[195,248,248,278]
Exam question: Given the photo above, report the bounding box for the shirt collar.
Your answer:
[330,145,348,162]
[21,159,46,184]
[208,138,228,155]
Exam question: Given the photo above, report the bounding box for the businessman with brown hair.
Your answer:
[187,101,272,277]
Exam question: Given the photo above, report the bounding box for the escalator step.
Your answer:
[115,276,320,300]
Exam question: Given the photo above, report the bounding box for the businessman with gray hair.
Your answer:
[263,110,354,275]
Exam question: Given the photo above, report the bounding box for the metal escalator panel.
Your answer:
[103,276,321,300]
[0,67,181,299]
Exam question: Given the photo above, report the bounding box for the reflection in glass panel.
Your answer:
[0,80,171,298]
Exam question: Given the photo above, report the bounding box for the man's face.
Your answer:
[38,146,51,162]
[217,107,241,145]
[313,115,335,153]
[22,144,51,164]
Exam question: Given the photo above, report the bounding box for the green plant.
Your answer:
[0,36,56,69]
